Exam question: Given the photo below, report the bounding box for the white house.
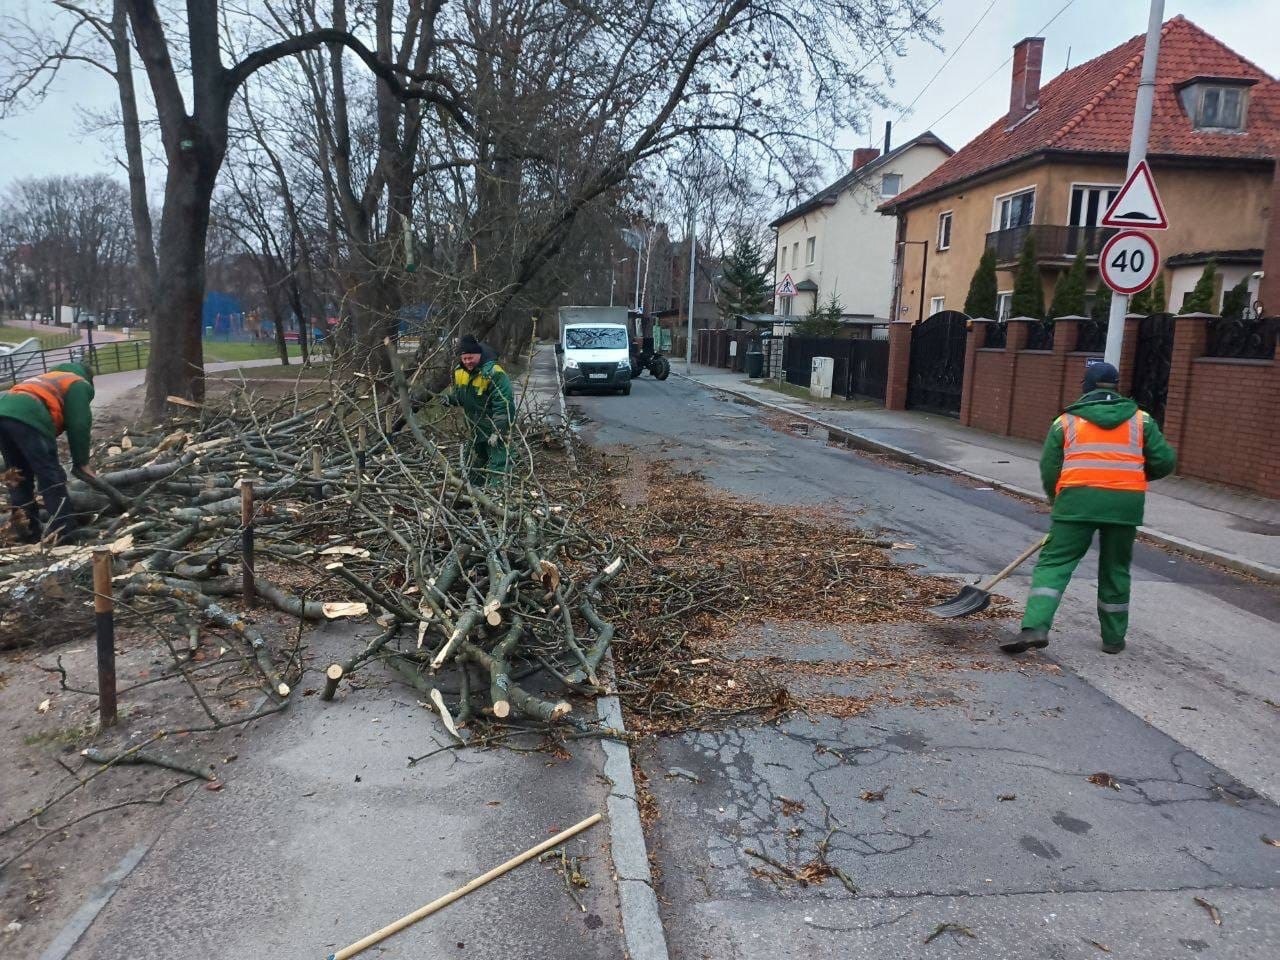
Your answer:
[771,131,953,320]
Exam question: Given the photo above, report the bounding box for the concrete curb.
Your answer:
[597,685,670,960]
[548,351,667,959]
[37,841,154,960]
[680,374,1280,584]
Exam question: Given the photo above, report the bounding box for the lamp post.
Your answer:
[611,258,629,307]
[896,240,929,321]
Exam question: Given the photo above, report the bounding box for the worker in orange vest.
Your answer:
[1003,361,1176,655]
[0,362,96,543]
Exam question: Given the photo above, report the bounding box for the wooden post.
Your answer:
[311,445,324,499]
[356,424,367,473]
[92,549,118,728]
[241,479,256,605]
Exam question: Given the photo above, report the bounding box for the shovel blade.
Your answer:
[928,585,992,619]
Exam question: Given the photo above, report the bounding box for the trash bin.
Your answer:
[745,350,764,379]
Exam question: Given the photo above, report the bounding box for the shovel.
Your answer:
[929,534,1048,618]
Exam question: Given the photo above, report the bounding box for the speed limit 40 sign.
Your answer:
[1100,229,1160,295]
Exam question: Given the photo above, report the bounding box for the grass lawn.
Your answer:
[202,341,304,363]
[0,324,78,349]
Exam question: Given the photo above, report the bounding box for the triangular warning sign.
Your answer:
[776,273,798,297]
[1101,160,1168,229]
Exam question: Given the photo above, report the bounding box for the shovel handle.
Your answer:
[977,535,1048,593]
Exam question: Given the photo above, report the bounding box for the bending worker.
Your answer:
[0,362,96,543]
[444,335,515,487]
[1003,361,1175,656]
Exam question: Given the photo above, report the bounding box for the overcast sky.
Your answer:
[1,0,1276,198]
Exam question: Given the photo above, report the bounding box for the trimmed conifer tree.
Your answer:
[1179,260,1219,314]
[1221,276,1251,319]
[1048,249,1088,318]
[1009,234,1044,319]
[963,248,998,318]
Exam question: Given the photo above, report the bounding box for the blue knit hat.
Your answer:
[1083,361,1120,392]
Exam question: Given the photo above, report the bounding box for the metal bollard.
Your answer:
[92,549,118,727]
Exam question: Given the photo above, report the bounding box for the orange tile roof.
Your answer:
[884,15,1278,211]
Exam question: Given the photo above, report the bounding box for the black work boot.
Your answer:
[1000,628,1049,655]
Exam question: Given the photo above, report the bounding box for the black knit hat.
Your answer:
[458,334,482,355]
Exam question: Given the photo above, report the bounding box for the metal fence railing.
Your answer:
[0,339,150,388]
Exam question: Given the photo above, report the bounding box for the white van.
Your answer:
[558,316,633,396]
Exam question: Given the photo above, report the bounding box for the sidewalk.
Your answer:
[681,364,1280,581]
[91,358,290,408]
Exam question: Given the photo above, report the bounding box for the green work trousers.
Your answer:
[1021,520,1137,647]
[467,433,509,487]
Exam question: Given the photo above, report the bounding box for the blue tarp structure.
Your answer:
[202,291,245,335]
[397,302,433,335]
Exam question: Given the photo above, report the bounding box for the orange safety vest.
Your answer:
[1056,412,1147,494]
[7,370,85,434]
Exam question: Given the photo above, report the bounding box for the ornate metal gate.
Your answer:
[1129,313,1175,425]
[907,311,968,416]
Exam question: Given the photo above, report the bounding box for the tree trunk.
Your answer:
[111,0,158,319]
[143,158,217,415]
[270,277,290,366]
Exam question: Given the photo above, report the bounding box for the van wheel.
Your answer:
[620,383,631,396]
[562,384,574,396]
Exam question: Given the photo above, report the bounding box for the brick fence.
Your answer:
[887,314,1279,499]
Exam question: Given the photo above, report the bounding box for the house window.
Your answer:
[996,291,1013,320]
[994,188,1035,230]
[929,296,945,315]
[779,296,794,316]
[780,247,787,270]
[792,242,800,266]
[880,174,902,197]
[937,212,952,251]
[805,237,816,264]
[1180,83,1248,131]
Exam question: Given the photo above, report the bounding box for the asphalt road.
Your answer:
[566,372,1280,959]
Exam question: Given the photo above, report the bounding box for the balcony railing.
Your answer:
[985,224,1117,264]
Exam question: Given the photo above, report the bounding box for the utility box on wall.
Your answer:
[811,356,834,399]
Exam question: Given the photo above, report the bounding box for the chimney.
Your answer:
[853,147,880,171]
[1008,37,1044,125]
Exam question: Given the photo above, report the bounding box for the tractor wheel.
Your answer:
[651,356,671,381]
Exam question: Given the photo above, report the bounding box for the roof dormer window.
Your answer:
[1178,77,1253,132]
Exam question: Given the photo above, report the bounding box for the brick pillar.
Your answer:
[960,319,992,426]
[1162,312,1212,453]
[1002,318,1032,436]
[1260,159,1280,316]
[885,320,913,410]
[1117,314,1143,395]
[1263,338,1280,498]
[1052,316,1080,412]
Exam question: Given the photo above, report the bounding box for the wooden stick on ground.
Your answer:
[326,813,602,960]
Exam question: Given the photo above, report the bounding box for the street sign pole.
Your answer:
[1104,0,1164,368]
[686,208,696,375]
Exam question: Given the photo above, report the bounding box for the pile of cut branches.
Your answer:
[0,345,624,735]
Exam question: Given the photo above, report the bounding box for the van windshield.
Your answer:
[566,327,629,350]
